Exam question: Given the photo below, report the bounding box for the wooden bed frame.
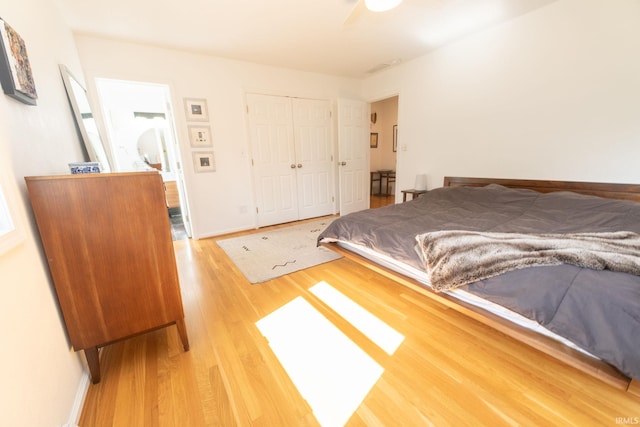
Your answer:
[325,176,640,396]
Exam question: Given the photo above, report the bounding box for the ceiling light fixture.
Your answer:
[365,0,403,13]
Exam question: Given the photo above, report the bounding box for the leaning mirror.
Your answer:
[59,64,111,172]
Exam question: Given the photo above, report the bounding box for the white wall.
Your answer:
[73,36,363,238]
[363,0,640,198]
[0,0,90,425]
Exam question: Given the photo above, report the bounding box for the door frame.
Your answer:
[94,79,192,237]
[367,93,400,204]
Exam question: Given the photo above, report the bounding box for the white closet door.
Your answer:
[247,94,298,227]
[337,98,369,216]
[292,98,333,220]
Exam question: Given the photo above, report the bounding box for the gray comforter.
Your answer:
[318,184,640,379]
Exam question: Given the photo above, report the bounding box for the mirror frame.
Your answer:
[59,64,111,172]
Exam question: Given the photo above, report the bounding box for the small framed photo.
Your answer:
[188,125,212,148]
[393,125,398,152]
[370,132,378,148]
[193,151,216,173]
[184,98,209,121]
[0,18,37,105]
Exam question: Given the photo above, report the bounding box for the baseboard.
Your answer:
[63,371,90,427]
[196,224,257,240]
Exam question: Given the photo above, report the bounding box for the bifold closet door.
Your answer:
[248,94,298,227]
[248,94,333,227]
[291,98,333,220]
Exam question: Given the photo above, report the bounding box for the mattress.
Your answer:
[325,237,597,358]
[319,184,640,378]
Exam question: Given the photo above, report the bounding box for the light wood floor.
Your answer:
[80,219,640,426]
[370,194,394,209]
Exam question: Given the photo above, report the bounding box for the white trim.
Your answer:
[63,372,90,427]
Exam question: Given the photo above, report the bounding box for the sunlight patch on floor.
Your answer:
[256,296,384,427]
[309,281,404,355]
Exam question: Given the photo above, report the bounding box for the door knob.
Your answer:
[340,161,347,166]
[297,164,303,168]
[290,164,296,169]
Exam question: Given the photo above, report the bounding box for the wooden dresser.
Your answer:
[25,172,189,383]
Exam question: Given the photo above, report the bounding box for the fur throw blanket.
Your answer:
[415,230,640,292]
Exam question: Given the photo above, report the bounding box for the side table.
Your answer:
[401,189,428,202]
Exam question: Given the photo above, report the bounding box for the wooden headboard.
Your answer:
[443,176,640,203]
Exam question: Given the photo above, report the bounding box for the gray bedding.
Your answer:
[318,184,640,379]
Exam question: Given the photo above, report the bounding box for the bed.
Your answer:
[318,176,640,396]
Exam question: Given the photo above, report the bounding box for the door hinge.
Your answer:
[246,105,249,114]
[256,207,259,214]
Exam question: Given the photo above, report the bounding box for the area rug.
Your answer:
[217,218,342,283]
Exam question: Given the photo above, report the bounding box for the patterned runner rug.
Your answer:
[217,218,341,283]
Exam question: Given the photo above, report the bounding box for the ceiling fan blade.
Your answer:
[344,0,367,26]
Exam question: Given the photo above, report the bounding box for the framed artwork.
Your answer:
[188,125,212,148]
[0,18,37,105]
[193,151,216,173]
[370,132,378,148]
[393,125,398,152]
[184,98,209,121]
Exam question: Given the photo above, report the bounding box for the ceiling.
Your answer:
[53,0,557,79]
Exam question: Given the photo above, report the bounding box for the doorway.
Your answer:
[369,96,398,208]
[94,79,191,239]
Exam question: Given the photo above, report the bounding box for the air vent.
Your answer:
[365,58,402,74]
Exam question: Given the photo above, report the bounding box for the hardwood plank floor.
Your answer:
[370,195,394,209]
[80,219,640,426]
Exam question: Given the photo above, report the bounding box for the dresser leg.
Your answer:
[176,318,190,351]
[85,347,101,384]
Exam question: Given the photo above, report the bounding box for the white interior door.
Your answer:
[292,98,333,220]
[337,98,369,215]
[248,94,334,227]
[247,94,298,227]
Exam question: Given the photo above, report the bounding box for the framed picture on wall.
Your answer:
[393,125,398,152]
[193,151,216,173]
[184,98,209,121]
[188,125,212,148]
[370,132,378,148]
[0,18,37,105]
